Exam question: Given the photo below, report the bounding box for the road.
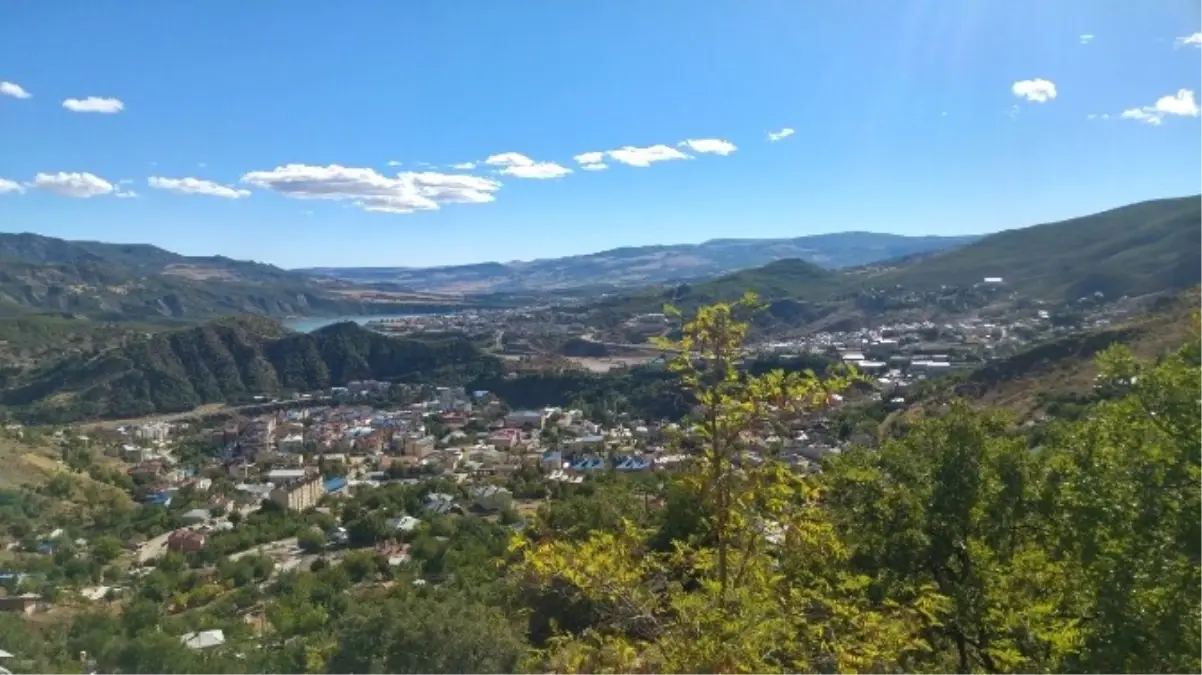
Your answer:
[137,531,172,564]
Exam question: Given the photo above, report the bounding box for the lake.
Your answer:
[282,313,419,333]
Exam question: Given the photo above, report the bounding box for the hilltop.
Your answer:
[0,318,503,423]
[874,195,1201,298]
[588,195,1202,321]
[299,232,977,293]
[0,231,479,322]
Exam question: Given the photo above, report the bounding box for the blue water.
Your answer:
[283,313,418,333]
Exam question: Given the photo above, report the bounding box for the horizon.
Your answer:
[1,2,1200,268]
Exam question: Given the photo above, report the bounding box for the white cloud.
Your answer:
[1153,89,1200,116]
[1011,79,1057,103]
[0,81,31,99]
[0,178,25,194]
[1079,34,1094,44]
[148,176,251,199]
[387,160,402,167]
[451,162,476,170]
[240,163,501,214]
[31,171,115,198]
[1086,113,1111,121]
[1120,89,1200,126]
[1120,108,1162,125]
[573,151,608,171]
[767,127,795,142]
[114,190,138,199]
[1175,32,1202,48]
[607,144,691,167]
[62,96,124,113]
[484,152,534,167]
[484,152,572,179]
[679,138,737,156]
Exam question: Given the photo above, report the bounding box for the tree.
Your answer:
[1038,334,1200,673]
[297,527,326,554]
[510,295,943,673]
[824,403,1077,672]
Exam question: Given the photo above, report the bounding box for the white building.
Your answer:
[135,422,171,443]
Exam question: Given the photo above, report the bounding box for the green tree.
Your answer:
[825,403,1077,672]
[510,295,943,673]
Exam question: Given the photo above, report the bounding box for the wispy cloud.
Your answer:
[241,164,501,214]
[1120,89,1199,126]
[1175,32,1202,48]
[607,144,691,168]
[387,160,402,167]
[1078,34,1094,45]
[483,152,572,179]
[679,138,737,156]
[148,176,251,199]
[31,171,115,197]
[1011,79,1057,103]
[451,162,476,170]
[573,152,607,171]
[62,96,124,113]
[0,81,31,99]
[767,127,795,142]
[0,178,25,194]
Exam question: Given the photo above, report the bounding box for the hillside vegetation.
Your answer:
[0,232,475,322]
[878,195,1201,297]
[0,318,502,423]
[596,195,1201,317]
[952,291,1199,415]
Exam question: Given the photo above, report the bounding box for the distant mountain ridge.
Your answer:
[588,195,1202,317]
[297,232,980,293]
[0,232,476,322]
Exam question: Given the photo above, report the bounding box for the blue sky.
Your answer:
[1,1,1199,268]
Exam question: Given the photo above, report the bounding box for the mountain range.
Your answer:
[297,232,980,293]
[593,195,1202,315]
[0,318,503,424]
[0,232,476,322]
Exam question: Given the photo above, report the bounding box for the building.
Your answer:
[488,428,521,449]
[167,528,207,553]
[180,629,226,650]
[0,593,43,615]
[470,485,513,513]
[135,422,171,443]
[269,473,324,511]
[504,409,545,429]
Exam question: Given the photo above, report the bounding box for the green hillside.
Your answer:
[0,232,478,322]
[592,258,839,318]
[876,195,1201,298]
[0,318,503,423]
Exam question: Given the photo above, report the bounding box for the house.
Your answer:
[180,629,225,650]
[386,515,421,533]
[540,450,564,471]
[470,485,513,513]
[180,508,210,524]
[167,528,207,553]
[0,593,43,615]
[488,428,521,449]
[269,473,325,510]
[423,492,457,515]
[503,409,545,430]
